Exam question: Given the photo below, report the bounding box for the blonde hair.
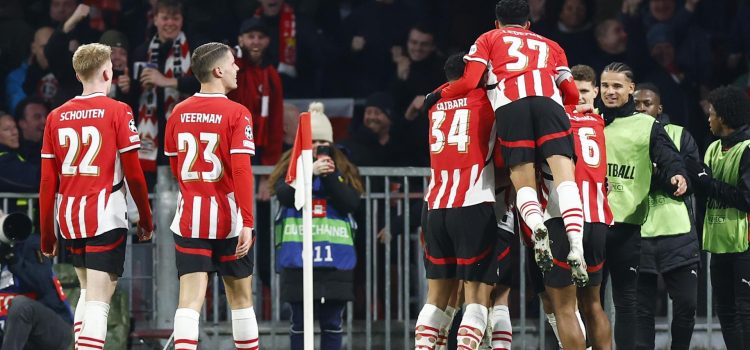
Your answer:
[72,43,112,82]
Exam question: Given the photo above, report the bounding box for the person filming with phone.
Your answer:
[268,102,363,350]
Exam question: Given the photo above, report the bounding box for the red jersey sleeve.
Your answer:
[164,113,177,157]
[41,113,55,159]
[115,104,141,153]
[464,33,491,66]
[230,107,256,155]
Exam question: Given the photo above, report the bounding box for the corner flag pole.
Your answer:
[285,112,314,349]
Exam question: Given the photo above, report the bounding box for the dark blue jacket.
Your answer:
[0,234,74,336]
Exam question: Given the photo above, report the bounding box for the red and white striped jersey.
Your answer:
[41,93,140,239]
[425,87,496,209]
[542,107,613,225]
[464,27,569,109]
[164,93,255,239]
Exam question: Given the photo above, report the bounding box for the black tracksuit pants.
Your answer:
[604,223,641,349]
[636,263,699,350]
[711,249,750,350]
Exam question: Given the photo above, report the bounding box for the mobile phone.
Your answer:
[113,69,124,79]
[316,145,331,159]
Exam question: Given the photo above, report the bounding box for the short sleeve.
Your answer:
[229,107,255,155]
[464,33,491,66]
[40,113,55,159]
[164,114,177,157]
[115,105,141,153]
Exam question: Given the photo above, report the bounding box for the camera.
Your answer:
[0,212,32,245]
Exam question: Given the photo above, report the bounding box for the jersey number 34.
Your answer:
[430,109,470,154]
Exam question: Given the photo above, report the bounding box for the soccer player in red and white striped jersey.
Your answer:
[164,43,258,350]
[539,65,613,350]
[39,43,154,350]
[422,0,588,293]
[416,53,503,350]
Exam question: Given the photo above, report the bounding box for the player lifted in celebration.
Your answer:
[38,43,154,350]
[424,0,586,284]
[416,53,502,350]
[164,42,258,350]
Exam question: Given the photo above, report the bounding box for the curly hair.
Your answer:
[444,52,466,81]
[707,85,750,129]
[495,0,530,26]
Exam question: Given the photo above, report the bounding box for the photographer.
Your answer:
[0,212,73,350]
[269,102,362,350]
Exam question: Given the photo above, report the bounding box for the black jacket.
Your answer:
[641,114,701,274]
[274,171,361,302]
[0,144,39,193]
[703,125,750,213]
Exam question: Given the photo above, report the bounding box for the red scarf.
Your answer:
[255,3,297,77]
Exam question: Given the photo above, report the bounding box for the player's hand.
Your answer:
[351,36,366,52]
[235,227,254,258]
[575,103,595,113]
[422,90,442,115]
[313,157,335,176]
[671,174,688,196]
[63,4,90,33]
[136,221,154,242]
[117,67,131,94]
[42,240,58,258]
[257,176,272,202]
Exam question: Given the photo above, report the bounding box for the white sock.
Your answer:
[489,305,512,350]
[73,289,86,348]
[174,308,200,350]
[546,313,563,349]
[458,304,488,350]
[557,181,584,252]
[232,307,259,350]
[77,301,109,350]
[435,306,456,350]
[517,187,544,229]
[576,309,587,341]
[415,304,446,349]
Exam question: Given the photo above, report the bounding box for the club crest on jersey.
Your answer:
[245,124,254,140]
[128,119,137,133]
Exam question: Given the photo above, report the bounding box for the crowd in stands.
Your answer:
[0,0,749,177]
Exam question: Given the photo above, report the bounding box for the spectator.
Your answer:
[229,18,284,167]
[340,92,402,167]
[48,0,77,26]
[634,83,699,350]
[253,0,326,97]
[13,96,48,165]
[687,86,750,350]
[0,232,74,350]
[99,30,133,104]
[588,19,631,74]
[389,23,443,167]
[283,102,300,151]
[536,0,596,66]
[132,0,203,174]
[7,27,60,110]
[339,0,417,97]
[0,113,39,193]
[270,102,362,350]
